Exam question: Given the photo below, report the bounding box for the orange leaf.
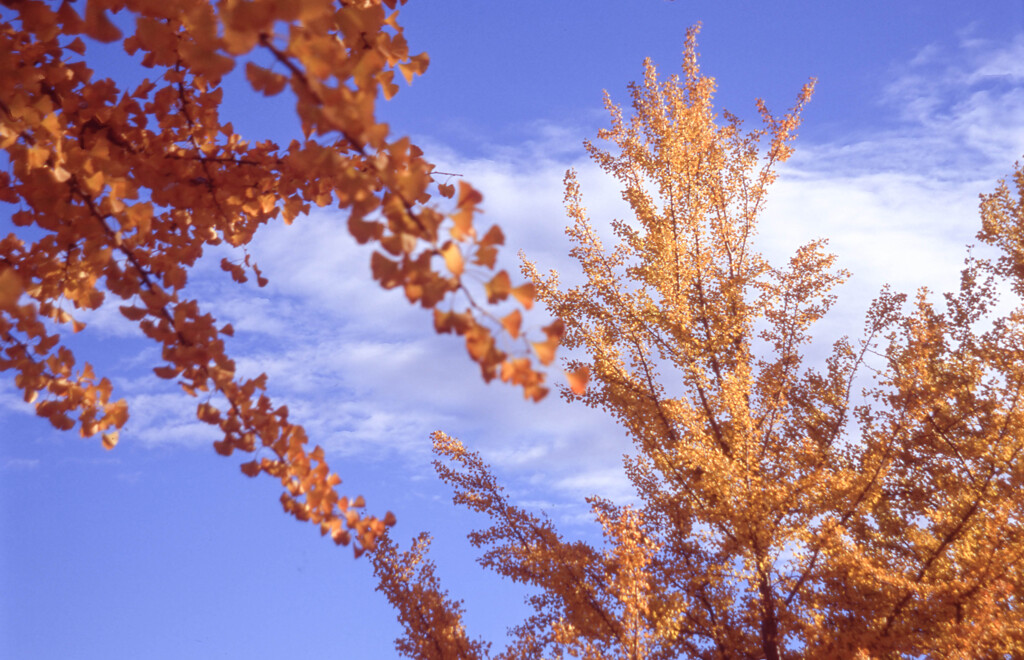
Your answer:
[543,319,566,339]
[480,224,505,247]
[566,366,591,395]
[348,216,382,244]
[434,309,454,334]
[457,181,483,208]
[240,461,261,477]
[119,305,147,321]
[371,251,401,288]
[245,62,288,96]
[532,336,559,366]
[0,267,23,311]
[197,402,220,423]
[101,431,119,450]
[379,71,399,100]
[451,207,475,241]
[441,242,464,276]
[485,271,511,303]
[153,365,179,379]
[84,4,122,43]
[501,309,522,339]
[474,244,498,269]
[512,283,535,310]
[107,400,129,428]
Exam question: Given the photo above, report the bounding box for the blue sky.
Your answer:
[3,1,1024,658]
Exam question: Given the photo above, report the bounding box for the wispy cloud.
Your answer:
[2,457,40,470]
[881,33,1024,168]
[45,34,1024,525]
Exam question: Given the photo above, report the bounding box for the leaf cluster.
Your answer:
[1,0,555,553]
[372,26,1024,658]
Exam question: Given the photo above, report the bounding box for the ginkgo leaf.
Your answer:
[542,319,565,340]
[239,461,261,477]
[119,306,148,321]
[2,0,551,575]
[371,251,401,288]
[484,271,511,303]
[153,365,179,379]
[101,431,119,450]
[441,242,464,276]
[245,62,288,96]
[0,267,23,310]
[474,244,499,269]
[456,181,483,208]
[566,366,590,395]
[178,40,235,82]
[475,226,505,268]
[511,283,535,310]
[56,2,84,33]
[532,336,558,366]
[197,402,220,423]
[348,216,383,244]
[479,225,505,247]
[379,71,400,100]
[501,309,522,339]
[84,4,122,42]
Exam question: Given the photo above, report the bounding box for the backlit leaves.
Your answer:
[1,0,554,554]
[565,365,590,395]
[372,26,1024,659]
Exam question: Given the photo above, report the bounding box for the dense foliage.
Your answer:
[372,27,1024,658]
[0,0,553,554]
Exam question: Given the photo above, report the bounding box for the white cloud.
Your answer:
[27,33,1021,527]
[120,388,219,449]
[879,33,1024,171]
[2,457,40,470]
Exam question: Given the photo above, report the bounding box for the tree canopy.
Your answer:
[5,3,1023,656]
[371,26,1024,659]
[0,0,556,555]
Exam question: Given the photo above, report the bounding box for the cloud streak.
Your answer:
[52,33,1024,525]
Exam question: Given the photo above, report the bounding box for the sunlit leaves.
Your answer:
[83,3,121,43]
[531,319,564,366]
[371,530,489,660]
[440,241,463,276]
[101,430,118,450]
[510,283,535,310]
[484,270,511,303]
[565,365,590,395]
[244,62,288,97]
[373,26,1024,659]
[0,266,23,310]
[500,309,521,339]
[2,0,553,556]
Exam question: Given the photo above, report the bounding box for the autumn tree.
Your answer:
[371,26,1024,658]
[0,0,557,555]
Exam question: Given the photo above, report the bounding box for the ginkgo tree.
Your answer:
[0,0,559,555]
[370,26,1024,658]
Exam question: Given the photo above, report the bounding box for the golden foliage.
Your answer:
[372,531,491,660]
[373,26,1024,658]
[1,0,554,554]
